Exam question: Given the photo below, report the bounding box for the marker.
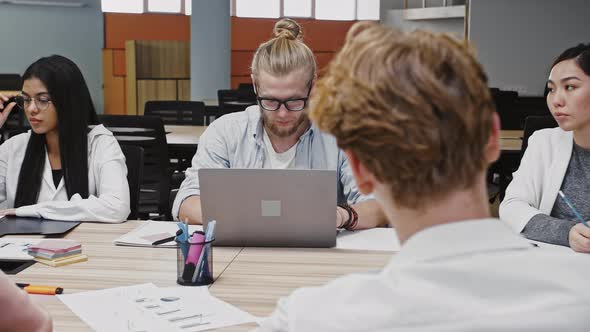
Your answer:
[17,283,63,295]
[558,191,590,228]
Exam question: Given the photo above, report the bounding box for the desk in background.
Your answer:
[499,130,522,152]
[6,221,391,331]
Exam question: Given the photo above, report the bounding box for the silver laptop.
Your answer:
[200,168,337,247]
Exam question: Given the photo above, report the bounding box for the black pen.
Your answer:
[152,229,183,246]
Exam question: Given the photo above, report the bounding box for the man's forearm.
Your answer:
[352,200,388,230]
[178,195,203,225]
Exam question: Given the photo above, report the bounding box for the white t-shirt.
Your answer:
[263,129,297,169]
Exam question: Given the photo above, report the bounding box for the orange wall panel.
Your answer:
[105,13,190,49]
[231,17,354,52]
[231,51,254,77]
[113,50,126,76]
[231,76,253,89]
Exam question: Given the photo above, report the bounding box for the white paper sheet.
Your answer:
[336,228,400,251]
[0,238,41,260]
[113,221,203,248]
[58,283,258,332]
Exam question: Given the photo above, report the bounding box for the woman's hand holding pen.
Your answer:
[0,93,17,129]
[569,223,590,253]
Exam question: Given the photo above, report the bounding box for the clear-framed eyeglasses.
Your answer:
[15,94,53,112]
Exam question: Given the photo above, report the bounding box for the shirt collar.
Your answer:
[389,218,533,268]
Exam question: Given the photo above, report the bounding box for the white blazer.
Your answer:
[0,125,130,222]
[499,127,573,233]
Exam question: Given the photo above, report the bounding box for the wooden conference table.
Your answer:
[6,221,392,331]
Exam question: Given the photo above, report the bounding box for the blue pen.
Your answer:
[177,219,190,258]
[558,191,590,228]
[194,220,216,283]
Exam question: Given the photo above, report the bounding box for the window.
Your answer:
[101,0,379,19]
[185,0,191,15]
[283,0,312,18]
[101,0,143,13]
[315,0,356,20]
[147,0,181,13]
[357,0,380,20]
[236,0,280,18]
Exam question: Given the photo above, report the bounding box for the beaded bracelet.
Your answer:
[337,203,358,230]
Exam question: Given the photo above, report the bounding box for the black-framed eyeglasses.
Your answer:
[15,94,53,112]
[255,83,312,112]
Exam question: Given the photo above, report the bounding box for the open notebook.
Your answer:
[113,221,203,248]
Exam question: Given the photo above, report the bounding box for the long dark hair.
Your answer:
[14,55,99,207]
[545,43,590,96]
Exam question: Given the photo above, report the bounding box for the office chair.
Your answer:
[120,145,144,220]
[144,100,208,125]
[99,115,171,220]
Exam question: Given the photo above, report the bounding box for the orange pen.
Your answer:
[16,283,63,295]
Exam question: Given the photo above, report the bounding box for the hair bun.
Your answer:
[273,18,302,40]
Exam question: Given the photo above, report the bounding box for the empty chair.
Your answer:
[217,89,256,115]
[490,88,520,130]
[99,115,171,219]
[144,100,207,125]
[120,145,144,220]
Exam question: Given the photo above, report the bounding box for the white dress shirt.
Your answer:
[256,218,590,332]
[0,125,130,222]
[500,128,573,232]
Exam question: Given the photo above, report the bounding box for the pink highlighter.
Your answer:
[186,231,206,265]
[181,231,206,282]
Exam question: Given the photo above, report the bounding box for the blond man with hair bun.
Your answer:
[256,22,590,332]
[173,18,386,229]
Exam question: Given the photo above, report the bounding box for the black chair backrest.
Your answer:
[217,89,256,115]
[120,145,144,220]
[144,100,207,125]
[98,115,170,218]
[0,74,21,90]
[491,88,520,130]
[521,115,558,157]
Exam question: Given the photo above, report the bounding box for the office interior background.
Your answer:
[0,0,586,117]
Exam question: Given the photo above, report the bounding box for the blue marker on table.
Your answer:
[558,191,590,228]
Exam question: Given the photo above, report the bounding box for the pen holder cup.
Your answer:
[176,238,215,286]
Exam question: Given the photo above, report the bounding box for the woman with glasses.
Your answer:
[500,43,590,252]
[173,18,386,229]
[0,55,130,222]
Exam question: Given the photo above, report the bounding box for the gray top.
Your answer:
[171,106,372,220]
[523,142,590,246]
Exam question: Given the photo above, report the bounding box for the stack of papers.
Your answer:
[28,239,87,267]
[58,283,259,331]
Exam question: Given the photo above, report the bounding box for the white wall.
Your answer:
[469,0,590,96]
[190,0,231,101]
[0,0,104,112]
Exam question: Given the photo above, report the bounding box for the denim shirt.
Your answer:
[172,106,372,219]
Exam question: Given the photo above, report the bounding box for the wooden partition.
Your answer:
[125,40,190,115]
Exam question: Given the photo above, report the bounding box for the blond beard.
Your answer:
[262,111,310,138]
